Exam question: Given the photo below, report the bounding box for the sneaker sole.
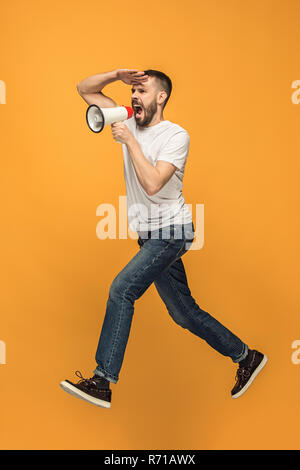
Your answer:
[232,354,268,399]
[59,381,111,408]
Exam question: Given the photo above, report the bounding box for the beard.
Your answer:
[135,99,158,128]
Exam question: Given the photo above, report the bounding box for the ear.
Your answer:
[157,90,167,106]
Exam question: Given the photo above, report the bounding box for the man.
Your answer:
[60,69,267,409]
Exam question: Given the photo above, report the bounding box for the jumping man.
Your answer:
[60,68,268,408]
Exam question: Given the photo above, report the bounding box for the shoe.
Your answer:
[231,350,268,399]
[60,371,112,408]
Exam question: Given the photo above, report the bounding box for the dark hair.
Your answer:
[143,69,172,110]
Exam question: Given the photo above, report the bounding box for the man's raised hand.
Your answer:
[117,69,149,85]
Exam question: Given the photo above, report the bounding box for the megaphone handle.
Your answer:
[112,116,125,142]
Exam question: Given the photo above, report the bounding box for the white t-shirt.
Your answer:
[121,117,193,233]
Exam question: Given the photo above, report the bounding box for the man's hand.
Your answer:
[117,69,149,85]
[111,122,134,145]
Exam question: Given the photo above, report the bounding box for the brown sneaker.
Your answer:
[231,350,268,399]
[60,371,112,408]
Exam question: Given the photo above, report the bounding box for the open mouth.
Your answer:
[133,104,143,117]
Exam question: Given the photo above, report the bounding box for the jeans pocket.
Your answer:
[138,223,195,251]
[139,226,176,244]
[175,223,195,256]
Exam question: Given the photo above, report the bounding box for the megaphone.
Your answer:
[86,104,133,133]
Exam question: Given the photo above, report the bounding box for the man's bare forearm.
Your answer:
[126,137,161,196]
[77,69,119,94]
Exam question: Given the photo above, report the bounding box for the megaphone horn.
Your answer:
[86,104,133,133]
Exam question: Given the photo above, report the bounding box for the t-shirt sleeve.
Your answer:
[156,131,190,172]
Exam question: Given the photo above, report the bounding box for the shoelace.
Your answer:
[235,367,251,382]
[75,370,98,387]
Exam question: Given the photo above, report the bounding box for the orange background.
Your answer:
[1,0,300,450]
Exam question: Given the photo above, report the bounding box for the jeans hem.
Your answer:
[231,344,249,363]
[93,366,118,384]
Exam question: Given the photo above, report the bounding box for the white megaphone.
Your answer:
[86,104,133,133]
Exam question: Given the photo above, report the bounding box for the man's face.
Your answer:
[131,77,161,127]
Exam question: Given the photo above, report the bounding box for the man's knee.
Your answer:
[109,273,126,299]
[108,273,137,301]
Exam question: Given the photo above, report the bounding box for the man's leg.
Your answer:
[153,255,248,363]
[153,254,268,398]
[59,224,197,407]
[94,231,190,383]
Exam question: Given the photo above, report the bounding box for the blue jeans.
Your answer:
[94,222,248,383]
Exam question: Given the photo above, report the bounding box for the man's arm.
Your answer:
[76,69,148,108]
[128,139,177,196]
[111,123,188,196]
[77,69,119,107]
[121,130,177,196]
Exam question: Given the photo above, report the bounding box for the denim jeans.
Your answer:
[94,221,248,383]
